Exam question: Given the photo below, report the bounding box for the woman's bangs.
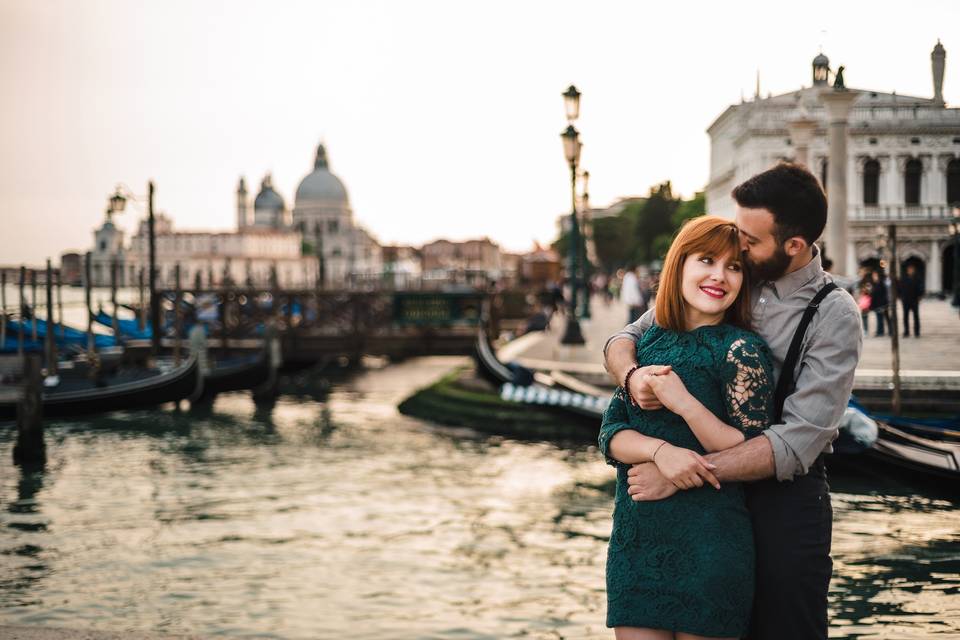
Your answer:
[690,224,740,264]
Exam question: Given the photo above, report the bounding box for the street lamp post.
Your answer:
[109,181,159,356]
[560,85,585,345]
[561,124,585,345]
[578,170,592,320]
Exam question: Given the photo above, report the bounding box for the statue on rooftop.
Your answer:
[833,65,846,90]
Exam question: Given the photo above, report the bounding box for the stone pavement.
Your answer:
[504,295,960,392]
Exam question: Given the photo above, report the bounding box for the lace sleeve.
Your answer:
[723,335,774,435]
[598,387,634,467]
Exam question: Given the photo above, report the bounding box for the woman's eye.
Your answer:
[699,256,713,265]
[728,263,742,272]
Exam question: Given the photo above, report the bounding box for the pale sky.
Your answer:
[2,0,958,265]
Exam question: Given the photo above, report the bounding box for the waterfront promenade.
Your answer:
[507,296,960,394]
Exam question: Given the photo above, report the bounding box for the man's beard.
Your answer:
[746,244,792,282]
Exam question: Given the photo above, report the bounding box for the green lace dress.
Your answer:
[599,323,774,637]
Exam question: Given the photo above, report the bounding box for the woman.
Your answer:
[598,216,774,640]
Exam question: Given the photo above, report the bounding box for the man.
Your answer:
[603,163,862,640]
[899,263,924,338]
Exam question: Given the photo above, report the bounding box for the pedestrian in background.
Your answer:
[898,263,924,338]
[620,265,645,324]
[869,270,889,337]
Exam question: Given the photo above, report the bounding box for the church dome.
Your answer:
[295,144,349,205]
[254,174,285,212]
[812,52,829,67]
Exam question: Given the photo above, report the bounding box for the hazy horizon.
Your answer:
[2,0,958,266]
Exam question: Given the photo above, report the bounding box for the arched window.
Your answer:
[863,159,880,205]
[904,158,922,205]
[948,158,960,205]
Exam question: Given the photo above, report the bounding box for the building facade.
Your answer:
[706,42,960,293]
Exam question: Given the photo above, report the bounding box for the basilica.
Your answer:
[705,41,960,294]
[87,142,381,289]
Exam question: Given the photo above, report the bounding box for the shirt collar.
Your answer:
[766,245,823,299]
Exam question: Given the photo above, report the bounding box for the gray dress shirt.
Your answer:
[604,249,863,481]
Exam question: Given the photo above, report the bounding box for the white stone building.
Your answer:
[706,41,960,294]
[291,143,382,285]
[125,214,316,289]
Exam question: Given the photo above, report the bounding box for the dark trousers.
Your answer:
[901,301,920,336]
[873,308,887,336]
[744,458,832,640]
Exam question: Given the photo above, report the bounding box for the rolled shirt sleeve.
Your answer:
[602,308,655,369]
[763,303,863,481]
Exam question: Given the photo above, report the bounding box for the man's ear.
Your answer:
[783,236,808,257]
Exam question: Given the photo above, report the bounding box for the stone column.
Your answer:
[786,118,817,169]
[819,88,859,276]
[877,155,892,205]
[920,154,934,206]
[936,154,954,206]
[929,239,943,293]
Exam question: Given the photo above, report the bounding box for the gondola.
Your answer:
[93,310,152,340]
[475,326,609,422]
[0,353,200,421]
[193,350,272,402]
[477,329,960,482]
[5,318,117,349]
[2,336,43,353]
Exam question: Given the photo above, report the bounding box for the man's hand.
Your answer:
[627,462,679,501]
[650,444,720,490]
[628,365,672,410]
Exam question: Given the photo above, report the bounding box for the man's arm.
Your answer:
[628,301,862,497]
[626,435,775,501]
[764,303,863,480]
[603,309,665,408]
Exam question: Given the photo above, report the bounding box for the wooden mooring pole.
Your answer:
[13,352,45,467]
[56,268,64,340]
[174,264,182,366]
[887,224,902,415]
[30,269,37,341]
[44,260,57,376]
[17,266,25,356]
[85,252,94,355]
[110,259,120,339]
[1,271,7,348]
[138,267,146,332]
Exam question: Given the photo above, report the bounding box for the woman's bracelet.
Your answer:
[652,440,668,462]
[623,365,641,406]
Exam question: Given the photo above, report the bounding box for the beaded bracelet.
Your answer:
[623,365,641,406]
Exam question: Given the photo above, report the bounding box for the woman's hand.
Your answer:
[644,371,696,416]
[651,443,720,490]
[626,365,672,410]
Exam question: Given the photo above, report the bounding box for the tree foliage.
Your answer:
[557,185,708,273]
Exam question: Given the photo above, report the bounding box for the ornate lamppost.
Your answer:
[109,181,159,355]
[560,85,585,345]
[578,169,592,319]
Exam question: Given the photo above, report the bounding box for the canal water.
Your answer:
[1,357,958,639]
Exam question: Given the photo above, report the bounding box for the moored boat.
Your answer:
[0,353,200,421]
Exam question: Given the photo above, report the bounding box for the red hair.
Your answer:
[654,215,752,332]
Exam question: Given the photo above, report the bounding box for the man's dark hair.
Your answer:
[731,162,827,245]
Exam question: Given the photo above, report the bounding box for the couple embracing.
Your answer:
[599,163,862,640]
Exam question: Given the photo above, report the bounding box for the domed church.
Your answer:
[291,143,381,286]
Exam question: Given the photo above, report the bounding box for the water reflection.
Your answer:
[0,357,957,638]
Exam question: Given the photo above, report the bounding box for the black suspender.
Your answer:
[772,282,839,423]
